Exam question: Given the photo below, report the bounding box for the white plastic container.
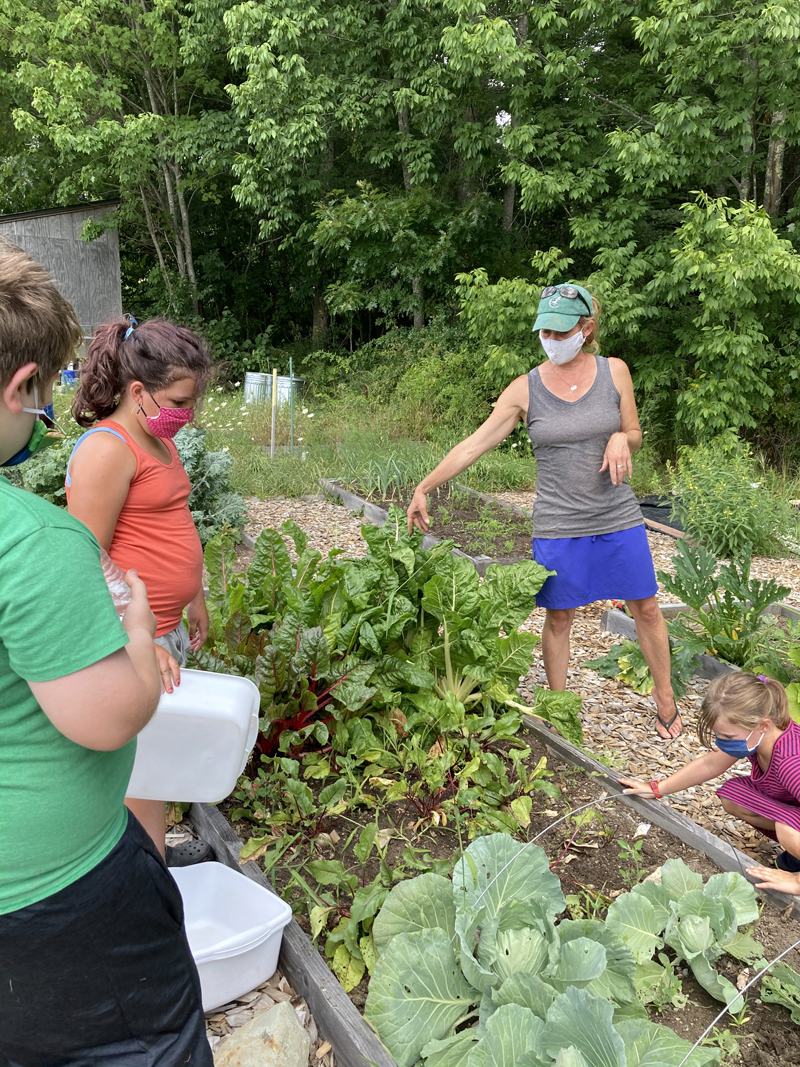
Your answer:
[171,863,293,1011]
[127,669,260,802]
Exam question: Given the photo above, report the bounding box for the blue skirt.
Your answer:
[533,525,658,609]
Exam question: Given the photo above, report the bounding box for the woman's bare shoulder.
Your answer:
[607,356,633,383]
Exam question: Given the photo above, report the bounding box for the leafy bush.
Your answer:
[365,838,767,1067]
[173,426,246,543]
[669,434,797,560]
[658,540,790,670]
[194,510,580,754]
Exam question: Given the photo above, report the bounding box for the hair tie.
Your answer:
[124,315,138,341]
[758,674,768,684]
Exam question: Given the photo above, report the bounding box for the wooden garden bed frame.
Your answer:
[318,478,529,575]
[190,802,397,1067]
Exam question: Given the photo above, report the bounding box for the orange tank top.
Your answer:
[66,419,204,637]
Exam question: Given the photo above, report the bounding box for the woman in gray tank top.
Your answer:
[407,283,681,740]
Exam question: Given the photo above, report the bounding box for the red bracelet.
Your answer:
[649,780,663,800]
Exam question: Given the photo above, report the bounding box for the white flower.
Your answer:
[511,442,518,448]
[302,408,308,414]
[216,385,223,392]
[214,406,220,411]
[222,402,227,407]
[234,381,241,387]
[222,446,230,452]
[307,413,315,418]
[750,482,761,489]
[297,437,303,442]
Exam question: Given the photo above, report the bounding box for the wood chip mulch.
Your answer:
[204,969,333,1065]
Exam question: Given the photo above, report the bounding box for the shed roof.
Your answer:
[0,199,121,224]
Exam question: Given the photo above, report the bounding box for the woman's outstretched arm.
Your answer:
[407,374,528,533]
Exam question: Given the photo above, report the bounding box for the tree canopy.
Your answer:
[3,0,800,443]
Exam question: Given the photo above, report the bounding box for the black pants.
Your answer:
[0,812,212,1067]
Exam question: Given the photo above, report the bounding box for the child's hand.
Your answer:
[618,776,657,798]
[121,569,156,640]
[746,864,800,896]
[155,643,180,694]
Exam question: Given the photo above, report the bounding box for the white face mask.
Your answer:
[540,329,585,366]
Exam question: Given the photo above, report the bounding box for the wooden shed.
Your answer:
[0,199,122,348]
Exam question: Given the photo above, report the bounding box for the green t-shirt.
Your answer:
[0,479,133,914]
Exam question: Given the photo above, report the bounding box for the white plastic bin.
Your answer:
[172,863,292,1011]
[126,669,260,803]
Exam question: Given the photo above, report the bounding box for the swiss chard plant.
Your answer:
[195,509,580,753]
[657,540,790,670]
[365,836,773,1067]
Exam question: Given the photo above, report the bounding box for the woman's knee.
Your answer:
[776,822,800,855]
[627,596,662,627]
[545,608,575,635]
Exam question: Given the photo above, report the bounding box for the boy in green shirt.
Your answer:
[0,243,212,1066]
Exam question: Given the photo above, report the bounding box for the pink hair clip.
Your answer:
[757,674,768,684]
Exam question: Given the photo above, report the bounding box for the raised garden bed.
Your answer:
[320,479,531,575]
[602,601,800,681]
[192,715,800,1066]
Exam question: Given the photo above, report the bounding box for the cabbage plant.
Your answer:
[365,834,769,1067]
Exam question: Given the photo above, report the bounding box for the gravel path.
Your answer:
[243,497,800,862]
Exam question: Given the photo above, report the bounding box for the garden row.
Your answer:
[190,514,800,1067]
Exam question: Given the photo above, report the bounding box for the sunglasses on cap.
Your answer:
[541,285,592,316]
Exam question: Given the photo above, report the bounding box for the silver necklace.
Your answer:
[549,353,587,392]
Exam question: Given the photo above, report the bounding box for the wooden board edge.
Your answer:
[519,714,800,918]
[189,803,398,1067]
[318,479,503,573]
[642,516,685,539]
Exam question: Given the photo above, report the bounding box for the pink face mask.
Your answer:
[141,395,194,439]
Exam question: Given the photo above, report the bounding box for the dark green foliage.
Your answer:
[669,434,797,560]
[173,426,246,544]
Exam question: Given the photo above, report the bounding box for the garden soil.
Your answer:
[215,730,800,1063]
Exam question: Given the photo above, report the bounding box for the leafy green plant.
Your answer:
[633,953,689,1013]
[761,961,800,1023]
[658,540,791,670]
[669,433,797,560]
[196,509,568,755]
[585,640,696,700]
[174,425,247,543]
[365,836,726,1067]
[617,839,648,889]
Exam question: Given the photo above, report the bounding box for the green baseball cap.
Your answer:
[532,283,594,332]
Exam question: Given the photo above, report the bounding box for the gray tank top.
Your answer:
[526,355,643,538]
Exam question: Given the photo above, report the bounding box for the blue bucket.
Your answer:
[62,369,78,388]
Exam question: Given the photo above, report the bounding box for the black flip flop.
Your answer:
[655,703,681,740]
[165,839,214,868]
